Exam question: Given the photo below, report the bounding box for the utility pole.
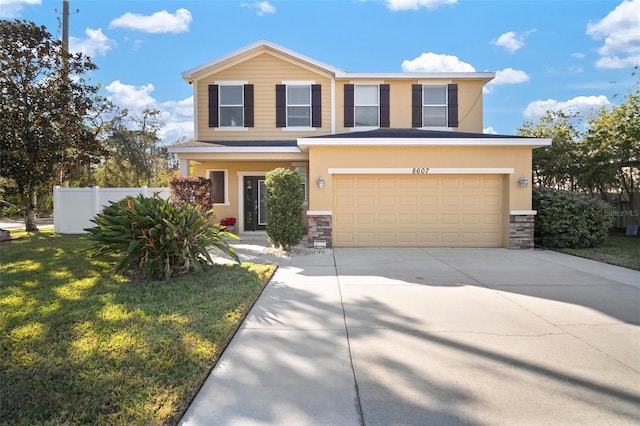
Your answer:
[62,0,69,53]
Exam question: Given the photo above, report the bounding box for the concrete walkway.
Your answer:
[181,241,640,425]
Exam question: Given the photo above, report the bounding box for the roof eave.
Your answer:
[297,137,552,151]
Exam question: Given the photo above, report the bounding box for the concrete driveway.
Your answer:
[181,245,640,425]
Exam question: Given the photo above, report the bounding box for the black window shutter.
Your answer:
[311,84,322,128]
[210,171,225,204]
[208,85,219,127]
[447,84,459,128]
[244,84,254,127]
[344,84,354,127]
[411,84,422,128]
[275,84,286,127]
[380,84,390,128]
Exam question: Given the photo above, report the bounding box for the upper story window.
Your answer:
[422,85,447,127]
[344,84,390,128]
[208,83,254,129]
[287,85,311,127]
[276,83,322,129]
[219,85,244,127]
[412,84,458,128]
[355,85,379,127]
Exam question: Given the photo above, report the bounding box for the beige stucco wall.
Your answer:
[307,145,533,212]
[195,50,333,141]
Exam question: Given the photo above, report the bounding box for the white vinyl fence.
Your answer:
[53,186,169,234]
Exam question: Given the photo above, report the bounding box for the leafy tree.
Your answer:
[94,108,177,187]
[517,110,582,190]
[584,68,640,205]
[0,20,105,231]
[265,167,304,250]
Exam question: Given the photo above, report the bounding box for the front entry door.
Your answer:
[244,176,267,231]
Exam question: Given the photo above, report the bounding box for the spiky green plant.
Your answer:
[85,195,239,280]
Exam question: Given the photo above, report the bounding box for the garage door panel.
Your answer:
[334,174,503,247]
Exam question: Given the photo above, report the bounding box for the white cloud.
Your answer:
[483,126,498,135]
[571,52,586,59]
[104,81,193,143]
[109,8,192,34]
[492,68,530,85]
[595,55,640,69]
[242,1,276,15]
[491,30,535,53]
[0,0,40,18]
[386,0,457,11]
[105,80,156,110]
[69,28,115,58]
[586,0,640,69]
[523,95,611,120]
[401,52,475,72]
[483,68,529,93]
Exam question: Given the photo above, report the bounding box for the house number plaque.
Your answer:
[412,168,430,174]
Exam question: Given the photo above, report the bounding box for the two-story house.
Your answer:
[169,40,550,249]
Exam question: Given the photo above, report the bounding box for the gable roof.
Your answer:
[182,40,495,84]
[181,40,345,83]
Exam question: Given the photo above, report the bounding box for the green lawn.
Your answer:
[0,230,276,425]
[557,235,640,271]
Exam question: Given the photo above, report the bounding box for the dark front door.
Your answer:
[244,176,267,231]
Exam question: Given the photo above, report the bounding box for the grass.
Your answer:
[557,235,640,271]
[0,230,276,425]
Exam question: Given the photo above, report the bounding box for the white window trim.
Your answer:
[215,127,249,132]
[422,84,448,128]
[354,84,380,128]
[207,169,230,205]
[216,81,248,128]
[284,82,314,129]
[283,127,316,132]
[350,126,379,132]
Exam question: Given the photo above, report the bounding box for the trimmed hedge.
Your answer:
[265,168,304,250]
[533,187,613,248]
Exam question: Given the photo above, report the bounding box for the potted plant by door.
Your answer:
[220,217,236,232]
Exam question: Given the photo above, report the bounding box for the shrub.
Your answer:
[169,176,213,210]
[85,194,239,280]
[265,167,304,250]
[533,187,613,249]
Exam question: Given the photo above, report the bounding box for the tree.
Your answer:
[584,68,640,205]
[0,20,105,231]
[517,110,582,190]
[94,108,177,187]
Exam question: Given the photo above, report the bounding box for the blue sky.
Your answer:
[2,0,639,143]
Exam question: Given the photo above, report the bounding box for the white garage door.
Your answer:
[333,174,503,247]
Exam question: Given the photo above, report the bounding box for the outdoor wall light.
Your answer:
[317,176,325,189]
[518,176,529,189]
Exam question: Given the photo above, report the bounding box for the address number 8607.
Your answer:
[412,168,430,174]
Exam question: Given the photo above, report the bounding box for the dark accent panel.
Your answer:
[243,84,254,127]
[311,84,322,128]
[208,85,219,128]
[411,84,422,128]
[210,170,225,204]
[344,84,354,127]
[380,84,390,128]
[447,84,459,128]
[275,84,286,127]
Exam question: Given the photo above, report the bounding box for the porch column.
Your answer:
[179,159,190,176]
